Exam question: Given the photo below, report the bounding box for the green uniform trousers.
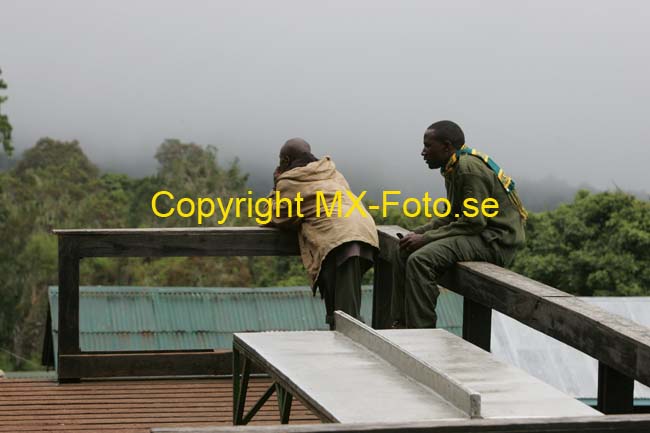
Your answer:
[318,255,372,330]
[391,234,516,328]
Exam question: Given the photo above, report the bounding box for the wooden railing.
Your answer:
[376,225,650,414]
[54,226,650,416]
[52,227,300,381]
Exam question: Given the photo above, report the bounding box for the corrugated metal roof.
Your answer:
[491,297,650,400]
[46,286,650,402]
[48,286,361,365]
[436,288,463,336]
[3,371,57,379]
[47,286,463,367]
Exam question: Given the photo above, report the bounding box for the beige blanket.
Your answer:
[264,157,379,286]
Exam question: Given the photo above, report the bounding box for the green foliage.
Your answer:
[0,69,13,155]
[1,137,648,371]
[512,190,650,296]
[0,137,257,370]
[151,139,250,227]
[249,256,310,287]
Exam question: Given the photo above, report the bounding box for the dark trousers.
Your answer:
[391,234,516,328]
[318,255,372,330]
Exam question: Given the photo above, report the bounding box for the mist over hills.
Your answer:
[3,1,649,214]
[4,144,646,214]
[91,148,650,213]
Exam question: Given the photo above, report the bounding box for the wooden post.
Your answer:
[57,236,81,381]
[597,362,634,414]
[462,296,492,352]
[372,258,394,329]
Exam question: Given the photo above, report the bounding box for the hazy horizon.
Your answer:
[2,0,649,203]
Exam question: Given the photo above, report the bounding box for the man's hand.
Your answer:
[399,233,428,253]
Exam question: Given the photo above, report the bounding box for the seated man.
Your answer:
[393,121,527,328]
[264,138,378,329]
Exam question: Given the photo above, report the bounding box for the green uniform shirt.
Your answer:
[413,154,526,248]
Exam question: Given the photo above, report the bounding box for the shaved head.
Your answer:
[280,137,311,159]
[276,137,317,173]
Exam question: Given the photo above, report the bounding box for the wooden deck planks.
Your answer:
[0,377,320,433]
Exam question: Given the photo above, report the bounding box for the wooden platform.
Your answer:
[0,377,319,432]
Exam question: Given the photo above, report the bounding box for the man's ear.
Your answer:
[279,155,291,171]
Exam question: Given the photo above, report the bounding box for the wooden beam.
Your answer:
[53,227,300,258]
[442,261,650,388]
[152,414,650,433]
[376,225,403,262]
[462,297,491,352]
[372,258,394,329]
[597,362,634,414]
[58,237,80,356]
[373,225,411,329]
[57,351,232,379]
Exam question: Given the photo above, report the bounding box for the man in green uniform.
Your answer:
[392,120,527,328]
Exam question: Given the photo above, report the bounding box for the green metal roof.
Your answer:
[46,286,463,368]
[4,371,58,379]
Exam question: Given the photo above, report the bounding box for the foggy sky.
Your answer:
[2,0,649,200]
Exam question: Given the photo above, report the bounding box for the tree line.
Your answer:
[0,141,648,370]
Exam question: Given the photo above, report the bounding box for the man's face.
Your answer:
[421,130,453,169]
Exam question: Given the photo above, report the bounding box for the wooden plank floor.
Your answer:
[0,377,320,432]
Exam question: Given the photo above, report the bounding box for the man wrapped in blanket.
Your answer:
[262,138,378,329]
